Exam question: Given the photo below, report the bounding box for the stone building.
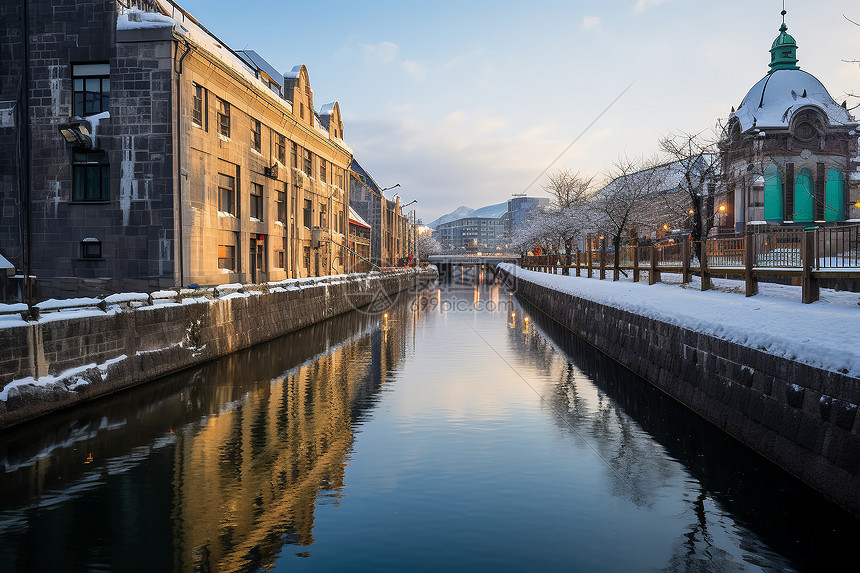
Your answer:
[0,0,354,301]
[348,159,411,267]
[717,14,860,233]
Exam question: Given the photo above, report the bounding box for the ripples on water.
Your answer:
[0,277,858,572]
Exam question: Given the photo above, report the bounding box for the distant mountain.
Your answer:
[428,206,474,229]
[468,202,508,219]
[428,201,509,228]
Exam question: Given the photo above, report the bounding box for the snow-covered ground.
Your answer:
[499,263,860,379]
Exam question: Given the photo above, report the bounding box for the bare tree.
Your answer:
[658,131,720,261]
[416,232,443,258]
[543,169,596,270]
[591,155,667,280]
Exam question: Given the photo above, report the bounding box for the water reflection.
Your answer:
[0,307,409,572]
[1,281,858,573]
[513,297,860,572]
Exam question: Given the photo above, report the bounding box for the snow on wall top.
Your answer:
[732,69,857,132]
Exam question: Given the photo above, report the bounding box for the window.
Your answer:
[300,102,305,119]
[319,202,328,228]
[339,209,344,234]
[251,119,261,152]
[72,150,110,201]
[250,182,263,220]
[218,244,236,270]
[277,250,285,269]
[81,238,102,259]
[303,198,312,229]
[276,189,286,224]
[275,133,286,164]
[303,246,311,269]
[320,160,327,183]
[73,63,109,116]
[291,142,298,170]
[303,148,312,175]
[218,172,236,215]
[216,98,230,138]
[192,84,207,129]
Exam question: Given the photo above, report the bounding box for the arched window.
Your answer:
[825,170,845,222]
[763,163,783,221]
[793,168,814,223]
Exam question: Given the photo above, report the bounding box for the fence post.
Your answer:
[599,239,606,280]
[801,229,819,304]
[649,246,660,285]
[587,246,593,278]
[633,246,640,283]
[681,240,691,284]
[744,234,758,297]
[700,240,711,291]
[575,249,581,277]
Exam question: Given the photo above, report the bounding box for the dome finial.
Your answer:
[769,2,799,73]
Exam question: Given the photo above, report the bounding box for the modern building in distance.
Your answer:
[716,14,859,233]
[436,216,506,252]
[1,0,356,301]
[505,196,549,244]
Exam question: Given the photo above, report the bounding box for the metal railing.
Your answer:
[816,225,860,269]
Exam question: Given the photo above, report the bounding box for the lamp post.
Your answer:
[402,199,417,264]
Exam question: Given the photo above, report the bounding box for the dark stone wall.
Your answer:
[0,269,436,428]
[499,267,860,515]
[0,1,178,298]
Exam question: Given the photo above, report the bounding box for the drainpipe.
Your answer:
[20,0,32,304]
[174,38,190,287]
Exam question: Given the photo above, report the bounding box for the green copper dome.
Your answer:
[769,22,799,73]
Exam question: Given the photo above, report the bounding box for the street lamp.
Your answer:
[381,183,401,193]
[402,200,418,263]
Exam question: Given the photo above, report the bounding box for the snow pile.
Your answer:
[0,355,127,402]
[499,264,860,378]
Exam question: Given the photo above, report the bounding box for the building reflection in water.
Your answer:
[0,300,413,572]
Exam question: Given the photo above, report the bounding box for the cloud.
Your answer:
[402,59,428,82]
[359,41,399,63]
[582,16,602,31]
[633,0,670,14]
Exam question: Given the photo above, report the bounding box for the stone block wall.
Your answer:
[499,268,860,516]
[0,269,435,428]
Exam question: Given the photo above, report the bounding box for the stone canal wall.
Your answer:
[497,267,860,516]
[0,270,435,428]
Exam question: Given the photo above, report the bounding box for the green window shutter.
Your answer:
[763,164,783,221]
[825,170,845,222]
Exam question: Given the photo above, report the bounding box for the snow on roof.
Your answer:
[116,8,174,30]
[732,69,857,132]
[349,206,371,229]
[0,253,14,270]
[284,65,304,79]
[319,102,336,116]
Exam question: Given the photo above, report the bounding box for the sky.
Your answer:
[171,0,860,223]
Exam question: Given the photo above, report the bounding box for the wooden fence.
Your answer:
[520,225,860,304]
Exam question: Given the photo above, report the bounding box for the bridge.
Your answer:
[428,254,520,283]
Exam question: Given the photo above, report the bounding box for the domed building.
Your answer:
[717,14,859,233]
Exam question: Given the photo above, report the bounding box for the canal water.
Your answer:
[1,278,858,572]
